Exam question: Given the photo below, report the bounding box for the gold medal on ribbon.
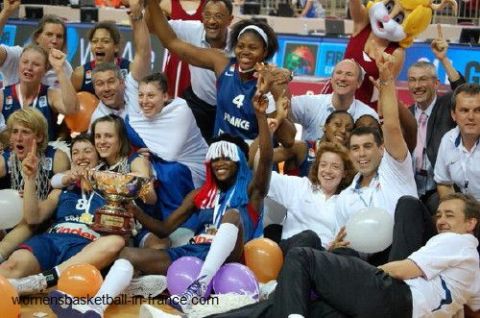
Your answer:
[79,212,93,225]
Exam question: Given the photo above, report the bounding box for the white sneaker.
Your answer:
[139,304,184,318]
[123,275,167,298]
[9,275,48,295]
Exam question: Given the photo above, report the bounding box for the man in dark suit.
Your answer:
[407,32,465,213]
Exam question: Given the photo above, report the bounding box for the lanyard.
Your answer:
[15,84,40,109]
[81,190,95,216]
[211,190,235,228]
[353,173,380,208]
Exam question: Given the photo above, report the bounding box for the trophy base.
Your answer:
[90,207,133,236]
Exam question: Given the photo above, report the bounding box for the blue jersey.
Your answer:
[2,83,57,141]
[81,58,130,94]
[53,188,105,225]
[194,194,262,244]
[0,145,56,199]
[125,117,199,230]
[215,59,259,141]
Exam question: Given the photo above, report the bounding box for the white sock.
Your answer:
[198,222,239,285]
[288,315,305,318]
[93,259,134,312]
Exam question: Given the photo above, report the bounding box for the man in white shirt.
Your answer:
[140,192,480,318]
[434,83,480,201]
[0,3,73,88]
[88,0,151,127]
[291,58,378,141]
[159,0,233,141]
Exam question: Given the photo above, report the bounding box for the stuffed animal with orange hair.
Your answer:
[338,0,457,109]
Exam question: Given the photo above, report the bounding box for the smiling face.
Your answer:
[211,157,238,187]
[407,66,438,109]
[18,49,48,84]
[349,133,383,178]
[138,82,169,119]
[324,113,354,146]
[35,22,65,51]
[234,31,267,71]
[317,151,345,195]
[202,1,232,44]
[451,92,480,141]
[93,121,121,165]
[71,140,99,170]
[436,199,477,234]
[93,70,125,109]
[90,28,118,64]
[9,123,42,161]
[330,60,362,97]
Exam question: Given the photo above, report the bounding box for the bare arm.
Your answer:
[349,0,369,34]
[131,189,199,238]
[378,259,423,280]
[398,101,417,153]
[48,49,79,115]
[248,87,274,211]
[376,52,408,161]
[297,0,313,17]
[146,0,227,75]
[52,149,71,174]
[432,24,461,84]
[437,183,455,199]
[130,156,157,205]
[129,0,152,81]
[0,0,20,67]
[71,66,84,92]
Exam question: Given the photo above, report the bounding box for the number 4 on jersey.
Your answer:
[232,94,245,109]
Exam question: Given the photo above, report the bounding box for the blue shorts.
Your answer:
[167,243,211,262]
[19,233,92,271]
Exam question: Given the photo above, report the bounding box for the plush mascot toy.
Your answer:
[333,0,457,110]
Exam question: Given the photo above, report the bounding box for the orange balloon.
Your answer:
[64,92,99,133]
[0,274,20,318]
[57,264,103,298]
[244,238,283,283]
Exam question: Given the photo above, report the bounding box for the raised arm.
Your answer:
[0,0,20,67]
[431,24,462,85]
[349,0,369,34]
[248,78,274,211]
[128,0,152,81]
[376,51,408,161]
[48,49,79,115]
[22,141,60,225]
[146,0,227,75]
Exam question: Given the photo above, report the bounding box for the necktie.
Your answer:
[415,112,428,171]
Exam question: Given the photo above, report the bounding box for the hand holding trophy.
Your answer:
[85,170,150,236]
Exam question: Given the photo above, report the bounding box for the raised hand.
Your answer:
[48,48,66,72]
[252,91,268,115]
[431,24,449,61]
[255,62,272,95]
[2,0,20,14]
[373,49,395,84]
[22,139,39,180]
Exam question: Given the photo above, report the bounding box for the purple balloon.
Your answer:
[167,256,212,296]
[213,263,259,299]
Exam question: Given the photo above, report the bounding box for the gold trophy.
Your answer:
[86,170,150,236]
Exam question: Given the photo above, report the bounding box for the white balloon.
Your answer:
[0,189,23,230]
[345,207,394,253]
